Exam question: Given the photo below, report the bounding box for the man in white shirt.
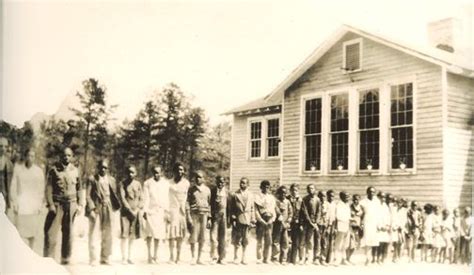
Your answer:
[334,191,351,266]
[255,180,276,264]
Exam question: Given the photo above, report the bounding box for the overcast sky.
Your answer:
[2,0,472,127]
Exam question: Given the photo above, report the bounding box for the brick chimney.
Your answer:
[427,18,463,53]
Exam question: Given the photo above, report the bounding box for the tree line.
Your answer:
[0,78,230,183]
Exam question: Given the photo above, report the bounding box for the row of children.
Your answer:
[117,163,472,266]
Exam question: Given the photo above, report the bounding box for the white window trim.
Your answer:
[247,114,281,161]
[298,75,417,176]
[356,86,382,174]
[327,90,351,174]
[247,118,264,160]
[300,94,325,174]
[266,116,282,159]
[342,38,363,74]
[387,77,417,173]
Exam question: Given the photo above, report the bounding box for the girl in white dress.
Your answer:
[9,149,45,249]
[421,203,434,262]
[167,163,190,264]
[143,166,170,264]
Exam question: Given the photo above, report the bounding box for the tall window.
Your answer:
[390,83,414,169]
[330,94,349,170]
[250,121,262,158]
[267,118,280,157]
[359,89,380,170]
[304,98,322,171]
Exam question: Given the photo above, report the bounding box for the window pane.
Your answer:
[250,122,262,139]
[251,140,261,158]
[391,127,414,169]
[331,132,348,170]
[305,98,322,134]
[359,130,380,170]
[268,138,279,157]
[305,135,321,171]
[345,42,360,70]
[267,119,279,138]
[331,94,349,132]
[391,83,413,127]
[359,89,379,129]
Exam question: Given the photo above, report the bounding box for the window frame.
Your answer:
[298,76,416,176]
[357,87,381,173]
[247,114,281,160]
[248,119,264,160]
[266,117,281,159]
[342,38,363,73]
[302,96,324,173]
[388,81,417,173]
[328,91,350,174]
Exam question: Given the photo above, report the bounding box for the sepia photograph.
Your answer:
[0,0,472,274]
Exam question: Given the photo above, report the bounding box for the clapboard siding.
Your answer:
[230,114,281,193]
[444,73,474,208]
[281,32,444,205]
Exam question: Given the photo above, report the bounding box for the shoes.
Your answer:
[100,259,111,265]
[122,259,128,265]
[90,261,98,267]
[217,260,226,265]
[320,261,328,266]
[241,260,248,265]
[196,259,205,265]
[256,259,263,264]
[271,260,280,265]
[60,259,70,265]
[127,259,134,265]
[210,258,218,265]
[312,259,320,265]
[233,258,240,265]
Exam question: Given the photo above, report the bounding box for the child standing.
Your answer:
[420,204,434,262]
[440,209,454,263]
[119,165,144,265]
[347,194,362,264]
[431,205,443,262]
[459,207,472,265]
[271,185,293,265]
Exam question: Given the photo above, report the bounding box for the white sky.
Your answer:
[1,0,471,127]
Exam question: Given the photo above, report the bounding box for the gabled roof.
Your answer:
[225,24,473,115]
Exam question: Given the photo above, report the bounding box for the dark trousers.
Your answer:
[256,222,273,262]
[303,223,319,261]
[88,203,113,262]
[210,215,227,261]
[326,224,335,263]
[44,201,77,261]
[289,223,304,263]
[316,224,327,262]
[271,221,289,263]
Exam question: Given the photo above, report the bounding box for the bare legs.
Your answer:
[120,238,135,264]
[169,238,183,263]
[146,238,160,263]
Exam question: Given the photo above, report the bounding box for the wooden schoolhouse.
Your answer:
[224,19,473,209]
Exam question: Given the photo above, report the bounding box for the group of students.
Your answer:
[0,142,472,267]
